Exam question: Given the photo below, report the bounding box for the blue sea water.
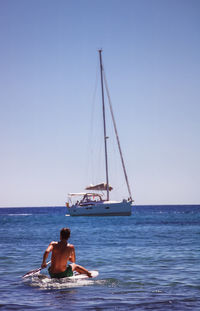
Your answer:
[0,205,199,311]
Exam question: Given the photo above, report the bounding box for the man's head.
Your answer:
[60,227,71,240]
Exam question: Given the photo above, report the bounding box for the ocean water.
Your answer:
[0,205,199,311]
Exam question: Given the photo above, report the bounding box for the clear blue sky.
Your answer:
[0,0,200,207]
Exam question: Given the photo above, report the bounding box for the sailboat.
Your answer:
[66,50,133,216]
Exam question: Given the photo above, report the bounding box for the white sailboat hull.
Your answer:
[66,200,132,216]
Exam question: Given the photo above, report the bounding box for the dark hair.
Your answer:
[60,228,71,240]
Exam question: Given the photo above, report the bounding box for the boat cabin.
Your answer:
[79,193,103,206]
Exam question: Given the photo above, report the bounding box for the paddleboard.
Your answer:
[37,270,99,280]
[70,270,99,279]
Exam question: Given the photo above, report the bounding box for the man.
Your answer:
[41,227,91,278]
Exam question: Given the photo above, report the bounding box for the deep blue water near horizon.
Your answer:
[0,205,199,311]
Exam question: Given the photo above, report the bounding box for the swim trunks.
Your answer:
[48,265,73,278]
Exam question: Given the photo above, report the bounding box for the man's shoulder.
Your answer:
[67,243,74,249]
[50,241,58,246]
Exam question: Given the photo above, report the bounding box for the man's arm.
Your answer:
[69,244,76,263]
[41,242,54,268]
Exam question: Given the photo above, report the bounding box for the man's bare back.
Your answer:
[48,241,75,273]
[41,228,91,278]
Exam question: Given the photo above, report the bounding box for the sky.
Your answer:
[0,0,200,207]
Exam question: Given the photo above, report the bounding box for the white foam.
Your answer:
[24,275,96,289]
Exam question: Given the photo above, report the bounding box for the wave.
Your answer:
[8,214,32,216]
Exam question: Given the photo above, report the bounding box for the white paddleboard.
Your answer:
[37,270,99,280]
[70,270,99,279]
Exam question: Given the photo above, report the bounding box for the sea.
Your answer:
[0,205,199,311]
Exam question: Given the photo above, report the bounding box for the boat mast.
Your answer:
[99,49,110,201]
[103,65,133,202]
